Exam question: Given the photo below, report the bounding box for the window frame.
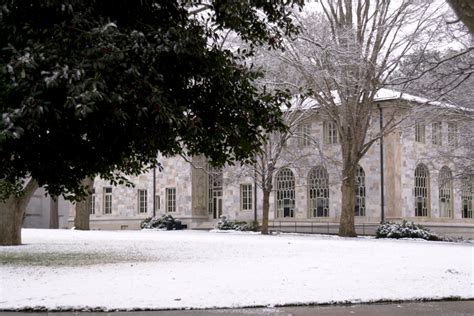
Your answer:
[415,121,426,143]
[137,189,148,214]
[438,166,453,218]
[87,188,95,215]
[297,123,311,147]
[103,187,112,215]
[323,121,338,144]
[461,177,473,219]
[431,122,442,146]
[308,166,330,218]
[166,187,176,213]
[275,168,296,218]
[448,122,458,146]
[355,165,366,217]
[240,183,253,211]
[414,164,430,217]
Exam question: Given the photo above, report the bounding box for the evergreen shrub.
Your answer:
[216,216,258,232]
[376,220,441,241]
[140,214,183,230]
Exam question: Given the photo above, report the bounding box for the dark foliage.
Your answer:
[0,0,302,200]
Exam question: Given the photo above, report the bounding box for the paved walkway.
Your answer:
[1,301,473,315]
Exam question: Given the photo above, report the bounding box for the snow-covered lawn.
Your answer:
[0,229,472,311]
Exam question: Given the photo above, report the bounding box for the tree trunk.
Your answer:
[339,166,357,237]
[261,190,270,235]
[49,196,59,229]
[74,177,94,230]
[0,179,39,246]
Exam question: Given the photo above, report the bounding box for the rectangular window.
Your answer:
[154,195,160,212]
[323,121,338,144]
[89,188,95,215]
[297,123,311,147]
[138,189,147,214]
[448,123,458,146]
[166,188,176,213]
[415,121,425,143]
[240,184,253,211]
[103,187,112,214]
[432,122,442,145]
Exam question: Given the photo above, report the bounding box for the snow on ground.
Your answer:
[0,229,472,311]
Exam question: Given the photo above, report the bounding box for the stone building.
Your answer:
[24,187,71,229]
[68,90,474,236]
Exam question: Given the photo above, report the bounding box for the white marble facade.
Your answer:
[72,97,473,230]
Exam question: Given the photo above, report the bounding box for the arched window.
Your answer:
[415,164,430,217]
[275,168,295,218]
[461,177,473,219]
[308,167,329,217]
[439,166,453,217]
[355,165,366,216]
[208,166,223,219]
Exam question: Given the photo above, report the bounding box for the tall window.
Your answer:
[414,164,430,216]
[138,189,147,214]
[438,166,453,218]
[308,166,329,217]
[355,165,366,216]
[415,121,425,143]
[166,188,176,213]
[89,188,95,215]
[275,168,295,218]
[432,122,442,145]
[323,121,338,144]
[240,184,253,211]
[297,123,311,147]
[103,187,112,214]
[208,167,223,219]
[461,177,473,219]
[448,123,458,146]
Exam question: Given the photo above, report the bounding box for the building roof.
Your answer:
[285,88,471,112]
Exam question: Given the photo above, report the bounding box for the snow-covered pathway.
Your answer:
[0,229,472,310]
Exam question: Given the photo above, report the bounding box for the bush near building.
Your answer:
[216,216,259,232]
[376,221,441,241]
[140,215,184,230]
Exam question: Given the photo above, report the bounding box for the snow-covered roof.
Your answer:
[374,88,442,105]
[284,88,471,112]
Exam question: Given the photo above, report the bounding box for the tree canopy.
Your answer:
[0,0,302,199]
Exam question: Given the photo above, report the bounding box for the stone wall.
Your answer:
[77,100,473,230]
[24,187,70,229]
[399,117,473,223]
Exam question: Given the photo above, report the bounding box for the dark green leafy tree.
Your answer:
[0,0,302,245]
[447,0,474,34]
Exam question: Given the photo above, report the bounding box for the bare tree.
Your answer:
[250,98,324,234]
[271,0,448,236]
[391,13,474,181]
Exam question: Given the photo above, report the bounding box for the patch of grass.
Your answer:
[0,251,150,267]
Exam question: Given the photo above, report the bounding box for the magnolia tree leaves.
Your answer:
[0,0,302,200]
